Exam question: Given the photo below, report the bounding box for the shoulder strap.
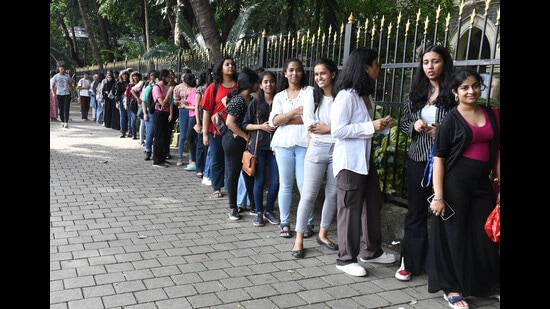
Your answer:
[212,82,219,109]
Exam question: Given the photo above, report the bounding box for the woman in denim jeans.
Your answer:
[173,72,196,166]
[194,69,214,180]
[269,59,314,238]
[291,58,339,258]
[242,71,280,227]
[141,70,159,161]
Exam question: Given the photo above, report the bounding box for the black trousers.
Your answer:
[222,131,255,210]
[153,111,170,164]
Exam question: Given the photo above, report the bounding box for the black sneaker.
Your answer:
[229,208,240,221]
[249,208,257,215]
[144,152,151,161]
[253,212,265,227]
[263,211,280,225]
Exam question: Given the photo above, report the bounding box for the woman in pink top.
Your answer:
[428,68,500,308]
[173,72,197,167]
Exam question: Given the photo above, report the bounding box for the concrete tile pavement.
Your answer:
[50,104,501,309]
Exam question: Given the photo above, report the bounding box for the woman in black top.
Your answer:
[428,68,500,307]
[222,68,260,221]
[396,45,455,282]
[242,71,280,227]
[102,71,116,129]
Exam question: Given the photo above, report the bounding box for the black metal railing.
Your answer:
[77,1,500,202]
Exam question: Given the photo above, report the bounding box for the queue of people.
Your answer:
[52,48,499,307]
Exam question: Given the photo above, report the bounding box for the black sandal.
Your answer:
[280,225,292,238]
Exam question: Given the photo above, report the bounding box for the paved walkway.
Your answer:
[50,104,500,309]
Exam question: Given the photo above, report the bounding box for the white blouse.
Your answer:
[302,92,335,144]
[269,86,313,148]
[331,90,389,177]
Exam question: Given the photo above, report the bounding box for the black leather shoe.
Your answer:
[291,248,303,259]
[316,236,339,251]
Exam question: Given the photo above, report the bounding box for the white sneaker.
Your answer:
[60,122,65,128]
[64,123,69,129]
[202,177,211,186]
[359,252,396,264]
[336,263,367,277]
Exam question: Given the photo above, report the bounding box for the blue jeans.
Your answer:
[273,145,308,228]
[204,146,212,179]
[96,100,104,123]
[144,112,155,153]
[295,141,336,234]
[237,173,250,207]
[253,148,279,214]
[127,109,136,134]
[178,108,190,159]
[90,94,97,119]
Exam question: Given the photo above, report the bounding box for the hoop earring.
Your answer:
[454,95,459,102]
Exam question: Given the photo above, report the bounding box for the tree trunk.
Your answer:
[143,0,153,71]
[92,0,114,64]
[188,0,222,66]
[174,0,184,48]
[76,0,104,70]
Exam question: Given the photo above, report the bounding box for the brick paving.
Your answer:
[50,104,501,309]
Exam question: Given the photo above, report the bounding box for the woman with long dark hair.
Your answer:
[396,44,456,282]
[222,67,260,221]
[269,58,313,238]
[331,47,396,276]
[242,71,280,227]
[201,57,239,198]
[291,58,339,258]
[428,69,500,307]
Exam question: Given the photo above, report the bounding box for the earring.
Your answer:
[366,70,369,74]
[454,95,459,102]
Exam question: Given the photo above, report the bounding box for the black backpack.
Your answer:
[146,83,160,114]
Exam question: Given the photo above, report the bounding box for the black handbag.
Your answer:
[129,98,138,114]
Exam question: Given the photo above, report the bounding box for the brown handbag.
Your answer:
[242,114,260,176]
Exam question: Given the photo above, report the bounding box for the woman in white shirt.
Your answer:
[331,47,395,277]
[269,58,313,238]
[291,58,339,258]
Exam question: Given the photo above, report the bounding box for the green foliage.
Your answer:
[225,4,262,48]
[142,41,180,63]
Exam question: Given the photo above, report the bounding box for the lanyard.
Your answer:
[420,144,434,188]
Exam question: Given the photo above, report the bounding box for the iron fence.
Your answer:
[76,0,500,203]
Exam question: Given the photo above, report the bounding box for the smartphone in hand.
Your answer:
[427,194,455,221]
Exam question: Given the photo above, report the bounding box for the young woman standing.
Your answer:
[331,47,396,277]
[291,58,339,258]
[269,58,314,238]
[242,71,280,227]
[222,68,260,221]
[396,45,455,281]
[201,57,239,198]
[428,69,500,308]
